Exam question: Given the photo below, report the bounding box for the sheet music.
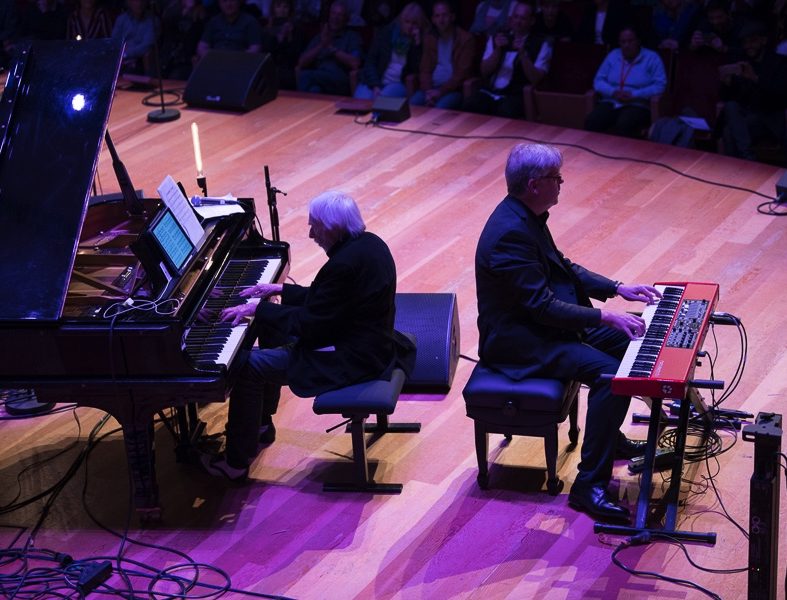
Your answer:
[157,175,204,246]
[678,116,711,131]
[193,204,245,220]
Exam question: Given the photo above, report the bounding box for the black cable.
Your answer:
[658,533,747,574]
[703,450,749,539]
[68,414,292,600]
[361,120,782,202]
[611,535,723,599]
[141,88,184,108]
[0,409,83,513]
[756,199,787,216]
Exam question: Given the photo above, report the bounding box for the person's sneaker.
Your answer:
[258,422,276,446]
[199,453,248,482]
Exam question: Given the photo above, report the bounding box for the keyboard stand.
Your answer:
[595,389,717,544]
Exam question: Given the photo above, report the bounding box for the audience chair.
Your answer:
[313,365,420,494]
[527,41,607,128]
[462,362,580,495]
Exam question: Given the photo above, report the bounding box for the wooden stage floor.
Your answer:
[1,89,785,599]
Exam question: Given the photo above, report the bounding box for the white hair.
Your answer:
[308,191,366,238]
[505,143,563,196]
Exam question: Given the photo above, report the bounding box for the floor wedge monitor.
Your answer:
[184,50,277,111]
[394,293,460,392]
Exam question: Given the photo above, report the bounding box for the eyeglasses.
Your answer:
[538,174,564,185]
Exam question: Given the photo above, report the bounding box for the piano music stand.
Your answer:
[595,386,718,544]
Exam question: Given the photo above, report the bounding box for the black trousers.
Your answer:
[463,89,524,119]
[545,326,632,491]
[585,101,650,138]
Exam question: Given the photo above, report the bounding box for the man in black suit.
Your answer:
[202,191,414,480]
[475,143,660,521]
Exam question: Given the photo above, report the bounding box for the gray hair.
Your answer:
[308,191,366,238]
[399,2,427,28]
[505,143,563,196]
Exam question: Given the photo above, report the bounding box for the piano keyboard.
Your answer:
[184,257,282,367]
[616,284,680,378]
[612,281,719,399]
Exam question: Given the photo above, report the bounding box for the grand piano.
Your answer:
[0,40,289,520]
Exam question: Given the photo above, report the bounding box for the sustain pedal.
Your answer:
[628,448,676,474]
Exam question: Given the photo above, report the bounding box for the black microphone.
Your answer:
[147,0,180,123]
[104,131,144,215]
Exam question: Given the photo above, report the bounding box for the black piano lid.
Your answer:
[0,39,123,321]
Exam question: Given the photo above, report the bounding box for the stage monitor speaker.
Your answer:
[371,96,410,122]
[394,293,459,392]
[184,50,277,112]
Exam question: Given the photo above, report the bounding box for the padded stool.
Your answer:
[313,368,421,494]
[462,363,580,495]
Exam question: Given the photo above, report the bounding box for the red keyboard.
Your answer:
[612,281,719,399]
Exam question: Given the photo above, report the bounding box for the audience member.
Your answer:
[293,0,321,25]
[160,0,206,79]
[343,0,364,26]
[353,2,425,99]
[463,1,550,118]
[775,0,787,56]
[17,0,67,41]
[296,0,362,95]
[363,0,402,27]
[0,0,16,68]
[411,0,474,109]
[689,0,741,56]
[246,0,270,20]
[651,0,699,50]
[719,20,787,160]
[585,26,666,138]
[197,0,262,58]
[469,0,513,36]
[533,0,573,43]
[66,0,113,40]
[112,0,158,74]
[263,0,304,89]
[577,0,631,47]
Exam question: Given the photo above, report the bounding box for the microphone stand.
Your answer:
[264,165,285,242]
[147,0,180,123]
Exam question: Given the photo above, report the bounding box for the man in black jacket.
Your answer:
[719,20,787,161]
[475,143,660,521]
[202,191,414,480]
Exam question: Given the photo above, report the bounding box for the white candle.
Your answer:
[191,122,204,177]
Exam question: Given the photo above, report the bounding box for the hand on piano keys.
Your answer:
[615,283,663,305]
[600,309,648,340]
[239,282,284,300]
[220,299,260,326]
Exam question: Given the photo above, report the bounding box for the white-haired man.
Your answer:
[475,143,661,522]
[202,191,415,480]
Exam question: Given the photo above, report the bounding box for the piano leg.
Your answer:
[122,420,161,523]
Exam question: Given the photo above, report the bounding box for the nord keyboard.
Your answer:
[612,281,719,399]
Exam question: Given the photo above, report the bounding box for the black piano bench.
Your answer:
[312,368,421,494]
[462,363,580,495]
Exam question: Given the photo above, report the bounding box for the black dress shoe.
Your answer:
[258,422,276,446]
[568,485,631,522]
[616,435,648,459]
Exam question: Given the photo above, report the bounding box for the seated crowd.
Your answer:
[1,0,784,163]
